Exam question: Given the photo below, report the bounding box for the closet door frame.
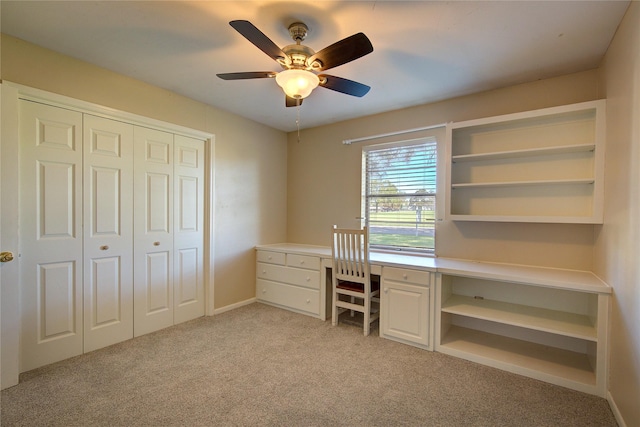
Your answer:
[0,81,215,389]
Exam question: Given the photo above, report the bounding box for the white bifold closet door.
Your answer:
[19,101,84,371]
[173,135,205,325]
[133,127,175,336]
[133,128,205,336]
[82,115,134,353]
[19,101,206,371]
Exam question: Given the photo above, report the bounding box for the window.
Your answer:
[363,138,437,254]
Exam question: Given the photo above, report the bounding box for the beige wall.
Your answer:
[0,34,288,310]
[287,70,600,270]
[596,2,640,426]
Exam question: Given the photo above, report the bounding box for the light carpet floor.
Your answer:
[1,303,617,426]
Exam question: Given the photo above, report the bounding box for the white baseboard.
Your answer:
[212,297,256,315]
[607,391,626,427]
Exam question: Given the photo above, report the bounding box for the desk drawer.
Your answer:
[257,250,286,265]
[287,254,320,270]
[383,267,431,286]
[257,279,320,315]
[257,262,320,289]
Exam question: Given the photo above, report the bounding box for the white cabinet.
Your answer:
[446,100,605,223]
[435,260,610,397]
[380,267,434,350]
[256,249,323,318]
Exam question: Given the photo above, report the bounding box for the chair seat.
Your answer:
[336,280,365,293]
[336,279,380,293]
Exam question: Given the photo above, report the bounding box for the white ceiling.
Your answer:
[1,1,630,132]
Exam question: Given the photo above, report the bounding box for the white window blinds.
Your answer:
[363,138,437,253]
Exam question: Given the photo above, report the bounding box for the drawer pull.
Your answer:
[306,299,310,304]
[384,288,389,294]
[268,255,272,260]
[403,274,408,280]
[300,260,305,265]
[306,277,310,281]
[100,245,109,251]
[262,270,266,274]
[153,241,160,246]
[262,289,266,294]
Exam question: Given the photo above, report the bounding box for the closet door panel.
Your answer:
[134,127,174,336]
[173,135,205,324]
[146,251,171,312]
[83,115,133,353]
[19,101,84,371]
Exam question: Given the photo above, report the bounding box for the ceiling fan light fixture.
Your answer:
[275,69,319,99]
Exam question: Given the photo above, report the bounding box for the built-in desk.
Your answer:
[255,243,611,397]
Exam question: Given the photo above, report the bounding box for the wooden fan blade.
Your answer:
[307,33,373,71]
[217,72,276,80]
[286,96,303,107]
[230,20,287,62]
[318,74,371,97]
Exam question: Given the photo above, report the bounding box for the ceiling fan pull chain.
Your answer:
[296,100,301,143]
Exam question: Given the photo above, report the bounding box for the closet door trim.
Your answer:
[6,82,212,141]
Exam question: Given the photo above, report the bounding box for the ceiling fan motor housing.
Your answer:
[281,44,318,70]
[279,22,322,70]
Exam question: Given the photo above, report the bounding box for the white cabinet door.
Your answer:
[19,101,84,371]
[133,127,174,336]
[381,280,431,348]
[173,135,205,324]
[83,115,134,352]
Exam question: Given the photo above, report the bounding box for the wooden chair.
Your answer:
[331,225,379,336]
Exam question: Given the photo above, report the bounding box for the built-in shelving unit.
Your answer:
[446,100,606,223]
[435,259,610,397]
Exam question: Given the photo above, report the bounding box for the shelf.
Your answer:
[436,258,610,294]
[451,178,594,189]
[441,295,596,341]
[451,143,595,163]
[446,100,605,223]
[439,325,596,388]
[448,214,601,224]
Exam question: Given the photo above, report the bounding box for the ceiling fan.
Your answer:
[217,20,373,107]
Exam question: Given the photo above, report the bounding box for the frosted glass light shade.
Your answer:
[275,69,320,99]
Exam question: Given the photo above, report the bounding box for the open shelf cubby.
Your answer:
[435,270,610,397]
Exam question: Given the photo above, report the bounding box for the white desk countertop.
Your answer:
[256,243,611,294]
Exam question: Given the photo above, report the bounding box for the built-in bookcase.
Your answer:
[446,100,606,223]
[434,259,610,397]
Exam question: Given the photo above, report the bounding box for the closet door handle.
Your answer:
[0,251,14,263]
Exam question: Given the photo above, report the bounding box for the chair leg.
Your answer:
[331,285,338,327]
[350,296,355,317]
[363,295,371,336]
